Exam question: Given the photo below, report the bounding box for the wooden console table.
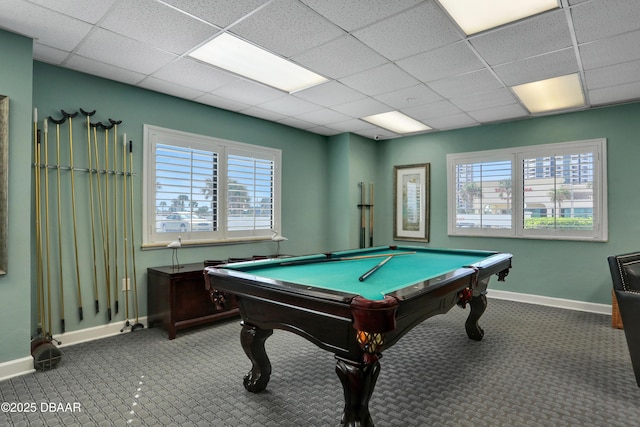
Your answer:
[147,262,239,339]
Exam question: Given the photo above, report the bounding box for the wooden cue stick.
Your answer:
[344,251,414,261]
[280,251,415,266]
[359,256,393,282]
[369,182,374,247]
[360,182,365,248]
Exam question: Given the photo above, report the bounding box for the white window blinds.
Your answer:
[143,125,281,246]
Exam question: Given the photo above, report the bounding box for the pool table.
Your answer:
[204,245,512,427]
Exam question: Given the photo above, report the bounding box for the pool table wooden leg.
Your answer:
[335,356,379,427]
[465,292,487,341]
[240,322,274,392]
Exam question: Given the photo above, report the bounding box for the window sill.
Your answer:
[142,235,272,250]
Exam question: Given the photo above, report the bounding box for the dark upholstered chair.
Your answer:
[608,252,640,387]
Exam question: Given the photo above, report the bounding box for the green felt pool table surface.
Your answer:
[224,246,500,301]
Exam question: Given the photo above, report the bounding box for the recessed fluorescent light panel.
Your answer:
[189,33,328,93]
[512,73,585,114]
[362,111,431,134]
[438,0,559,35]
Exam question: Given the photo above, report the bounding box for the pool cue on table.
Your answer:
[281,251,415,266]
[369,182,374,247]
[359,256,393,282]
[359,182,365,248]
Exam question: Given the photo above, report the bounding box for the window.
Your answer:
[142,125,281,247]
[447,138,607,241]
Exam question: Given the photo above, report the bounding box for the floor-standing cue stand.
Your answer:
[357,182,374,248]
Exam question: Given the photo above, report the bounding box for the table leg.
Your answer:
[240,322,273,392]
[465,292,487,341]
[335,356,380,427]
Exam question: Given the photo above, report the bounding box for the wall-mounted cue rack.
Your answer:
[32,108,143,358]
[357,182,374,248]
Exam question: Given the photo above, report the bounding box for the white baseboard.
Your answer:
[487,289,612,316]
[0,317,147,383]
[0,356,35,382]
[55,316,148,348]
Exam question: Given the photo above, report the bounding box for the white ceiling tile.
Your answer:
[8,0,640,138]
[329,118,381,133]
[229,0,344,57]
[588,81,640,106]
[427,70,504,99]
[239,106,288,122]
[100,0,219,55]
[76,28,177,75]
[276,116,317,130]
[212,79,286,105]
[138,77,204,100]
[571,0,640,43]
[292,35,387,79]
[0,0,92,51]
[331,97,390,118]
[258,96,323,116]
[470,10,572,66]
[293,81,364,107]
[65,54,146,85]
[353,1,462,61]
[467,104,529,123]
[194,93,250,111]
[307,125,343,136]
[294,108,352,125]
[29,0,117,24]
[425,113,478,130]
[33,43,69,65]
[493,48,579,86]
[450,88,518,112]
[301,0,421,31]
[401,100,462,121]
[339,63,419,96]
[397,41,485,83]
[161,0,270,28]
[584,59,640,90]
[579,30,640,70]
[374,85,442,110]
[152,59,239,93]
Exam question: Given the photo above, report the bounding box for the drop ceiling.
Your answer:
[1,0,639,139]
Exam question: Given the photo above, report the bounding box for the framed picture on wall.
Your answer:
[393,163,430,242]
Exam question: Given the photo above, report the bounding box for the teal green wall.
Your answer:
[0,30,34,362]
[327,133,377,251]
[327,133,351,250]
[377,103,640,304]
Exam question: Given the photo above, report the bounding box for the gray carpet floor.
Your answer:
[1,298,639,426]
